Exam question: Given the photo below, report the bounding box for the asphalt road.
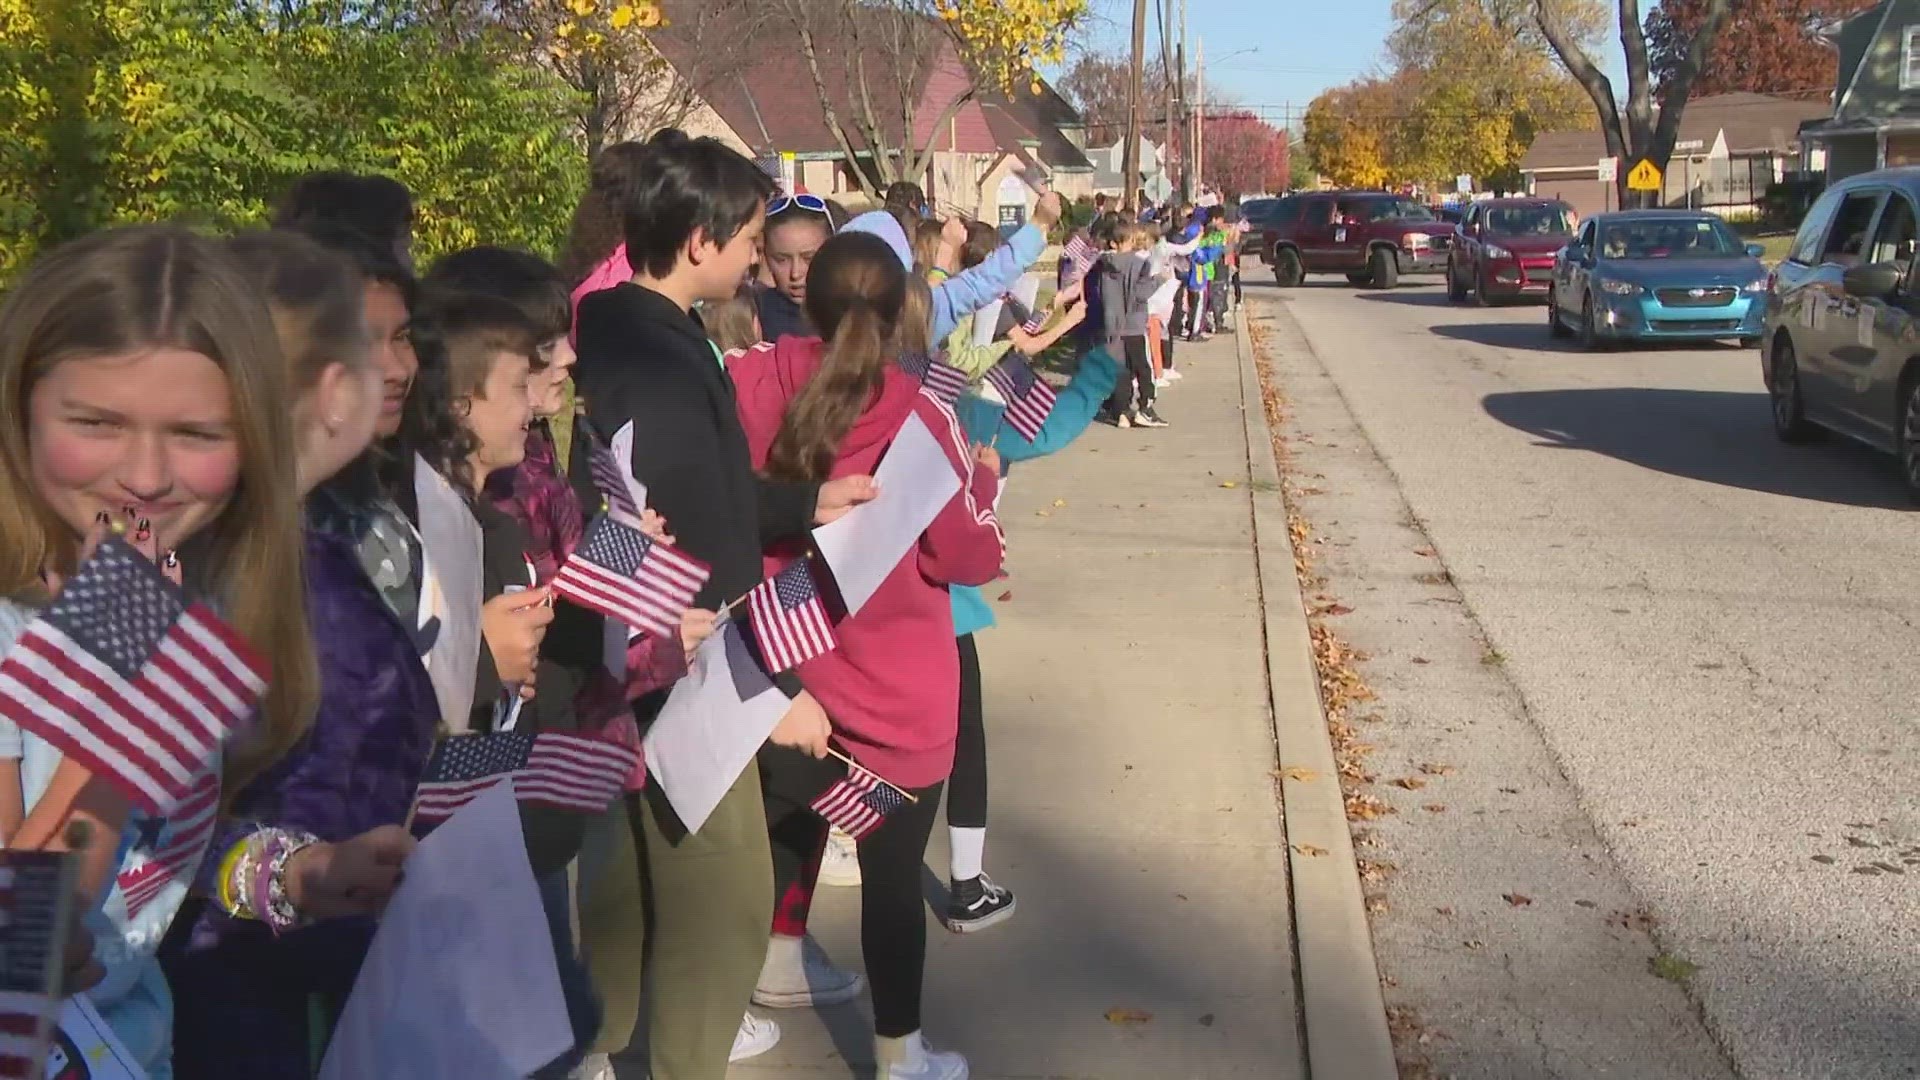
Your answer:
[1250,274,1918,1080]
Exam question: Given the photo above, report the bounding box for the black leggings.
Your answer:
[1105,335,1155,416]
[947,634,986,828]
[763,746,945,1037]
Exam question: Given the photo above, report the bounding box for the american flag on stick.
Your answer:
[983,355,1059,443]
[583,422,644,522]
[897,353,968,405]
[0,537,266,816]
[1061,233,1098,282]
[553,514,710,638]
[115,768,219,919]
[746,560,837,673]
[0,850,77,1080]
[809,754,910,840]
[410,730,642,826]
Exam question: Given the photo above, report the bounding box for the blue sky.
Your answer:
[1066,0,1627,130]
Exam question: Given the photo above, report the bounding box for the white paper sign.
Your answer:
[606,420,649,519]
[970,302,1005,350]
[643,623,791,833]
[415,455,484,733]
[811,413,963,616]
[319,782,571,1080]
[47,996,145,1079]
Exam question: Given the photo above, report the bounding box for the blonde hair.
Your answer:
[912,219,946,273]
[0,226,317,795]
[704,286,763,353]
[897,274,932,355]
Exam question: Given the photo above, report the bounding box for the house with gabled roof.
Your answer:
[641,4,1093,226]
[1799,0,1920,179]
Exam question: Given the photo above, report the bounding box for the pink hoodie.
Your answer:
[569,244,633,343]
[729,337,1004,788]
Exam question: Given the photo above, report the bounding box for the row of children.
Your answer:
[0,127,1125,1080]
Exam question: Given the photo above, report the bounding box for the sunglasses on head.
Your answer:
[768,194,830,217]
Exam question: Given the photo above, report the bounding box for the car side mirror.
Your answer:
[1744,242,1766,259]
[1842,262,1903,299]
[1564,244,1588,264]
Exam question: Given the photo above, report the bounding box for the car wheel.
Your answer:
[1446,259,1468,302]
[1767,337,1817,443]
[1474,267,1494,307]
[1370,247,1399,290]
[1346,271,1372,286]
[1272,247,1304,288]
[1739,335,1762,349]
[1580,295,1606,351]
[1901,377,1920,502]
[1546,288,1570,338]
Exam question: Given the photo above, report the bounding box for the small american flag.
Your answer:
[809,756,908,840]
[1018,300,1049,335]
[747,560,837,673]
[0,851,73,1079]
[0,538,266,815]
[115,768,219,919]
[410,730,642,826]
[897,353,968,404]
[585,425,643,521]
[1062,233,1098,280]
[983,355,1059,443]
[553,514,710,638]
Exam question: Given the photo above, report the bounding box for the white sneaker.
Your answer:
[1153,377,1171,388]
[877,1031,969,1080]
[730,1013,780,1062]
[753,935,866,1008]
[570,1053,614,1080]
[1164,368,1184,381]
[818,826,862,886]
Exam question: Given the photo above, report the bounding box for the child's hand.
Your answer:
[482,587,554,684]
[679,608,718,659]
[1058,300,1088,328]
[941,215,968,248]
[638,508,674,545]
[815,475,879,524]
[972,443,1001,475]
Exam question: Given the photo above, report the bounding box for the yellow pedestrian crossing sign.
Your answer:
[1626,159,1663,192]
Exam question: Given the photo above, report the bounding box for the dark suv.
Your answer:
[1264,191,1456,289]
[1763,166,1920,498]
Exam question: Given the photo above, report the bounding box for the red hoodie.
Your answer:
[730,337,1004,788]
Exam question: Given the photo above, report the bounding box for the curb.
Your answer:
[1234,312,1399,1080]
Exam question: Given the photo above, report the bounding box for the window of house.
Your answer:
[1904,26,1920,90]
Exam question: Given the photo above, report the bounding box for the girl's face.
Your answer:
[764,218,831,304]
[528,336,576,419]
[462,351,533,480]
[27,347,243,554]
[365,281,416,438]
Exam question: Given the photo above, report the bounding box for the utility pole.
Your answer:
[1194,36,1204,201]
[1177,0,1189,202]
[1162,0,1177,204]
[1123,0,1147,212]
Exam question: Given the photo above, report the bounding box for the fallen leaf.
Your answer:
[1291,842,1328,857]
[1390,776,1428,791]
[1435,906,1455,916]
[1197,1014,1215,1027]
[1411,656,1430,664]
[1413,546,1436,557]
[1574,899,1598,909]
[1316,602,1354,616]
[1034,509,1051,517]
[1503,892,1533,907]
[1419,762,1459,776]
[996,591,1013,602]
[1498,786,1521,795]
[1052,498,1067,507]
[1422,803,1448,813]
[1811,854,1836,864]
[1105,1008,1153,1026]
[1280,766,1319,782]
[1219,480,1239,489]
[1463,939,1486,950]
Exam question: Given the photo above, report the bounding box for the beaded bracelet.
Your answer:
[218,828,319,932]
[264,834,317,933]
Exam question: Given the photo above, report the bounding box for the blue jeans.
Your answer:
[533,869,602,1078]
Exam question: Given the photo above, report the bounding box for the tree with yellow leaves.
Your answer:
[776,0,1086,199]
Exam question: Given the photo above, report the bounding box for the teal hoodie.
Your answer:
[949,347,1121,638]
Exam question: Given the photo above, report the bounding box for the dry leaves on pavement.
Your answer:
[1104,1008,1153,1026]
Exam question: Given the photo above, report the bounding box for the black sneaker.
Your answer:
[1135,408,1169,428]
[946,874,1017,933]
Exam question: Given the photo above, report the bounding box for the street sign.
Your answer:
[1626,158,1663,192]
[1455,174,1472,194]
[1674,139,1705,153]
[1596,156,1618,183]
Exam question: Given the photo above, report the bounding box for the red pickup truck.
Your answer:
[1264,191,1457,289]
[1445,198,1576,304]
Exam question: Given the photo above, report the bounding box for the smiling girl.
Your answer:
[0,225,317,1076]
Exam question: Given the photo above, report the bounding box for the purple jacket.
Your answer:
[159,519,441,1079]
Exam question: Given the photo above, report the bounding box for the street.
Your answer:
[1251,276,1920,1079]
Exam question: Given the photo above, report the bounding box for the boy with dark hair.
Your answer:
[274,171,416,273]
[883,180,928,218]
[572,127,876,1080]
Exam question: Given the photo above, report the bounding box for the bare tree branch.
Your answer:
[1533,0,1626,162]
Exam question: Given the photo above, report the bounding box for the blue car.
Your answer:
[1546,210,1770,349]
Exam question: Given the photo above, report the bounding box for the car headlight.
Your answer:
[1743,275,1770,293]
[1483,244,1511,260]
[1598,278,1640,296]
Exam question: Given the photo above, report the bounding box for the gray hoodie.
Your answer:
[1095,249,1163,343]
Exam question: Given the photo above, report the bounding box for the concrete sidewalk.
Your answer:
[727,334,1307,1080]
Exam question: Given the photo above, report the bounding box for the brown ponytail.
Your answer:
[764,232,908,482]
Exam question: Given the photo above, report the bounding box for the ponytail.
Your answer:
[766,299,889,482]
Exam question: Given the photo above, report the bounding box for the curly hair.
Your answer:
[557,141,652,287]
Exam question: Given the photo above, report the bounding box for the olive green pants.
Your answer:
[576,766,773,1078]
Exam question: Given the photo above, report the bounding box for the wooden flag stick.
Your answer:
[827,747,918,804]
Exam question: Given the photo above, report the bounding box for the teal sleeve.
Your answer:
[994,347,1122,461]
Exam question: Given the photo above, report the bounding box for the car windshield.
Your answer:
[1343,198,1434,223]
[1486,205,1573,236]
[1240,199,1280,223]
[1597,218,1743,259]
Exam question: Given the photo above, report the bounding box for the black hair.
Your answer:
[423,246,570,348]
[883,181,927,216]
[284,220,417,307]
[272,171,413,256]
[1206,205,1226,223]
[1091,211,1127,245]
[619,129,775,279]
[399,288,539,496]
